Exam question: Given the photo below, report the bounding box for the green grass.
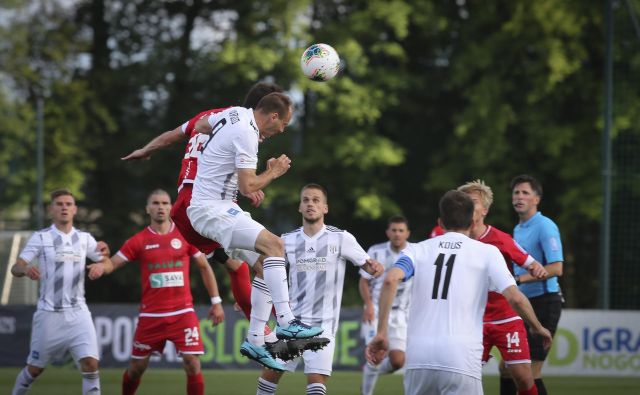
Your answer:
[1,367,639,394]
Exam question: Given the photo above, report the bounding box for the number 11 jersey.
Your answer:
[396,231,515,380]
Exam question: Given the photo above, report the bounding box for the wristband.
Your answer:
[211,296,222,305]
[515,275,521,286]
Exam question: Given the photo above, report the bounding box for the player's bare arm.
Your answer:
[502,285,553,349]
[237,155,291,195]
[193,254,225,325]
[361,259,384,278]
[10,258,40,280]
[87,253,127,280]
[366,267,404,365]
[121,127,185,161]
[518,260,561,283]
[359,277,375,324]
[242,189,265,208]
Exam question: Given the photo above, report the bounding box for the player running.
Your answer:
[90,189,224,395]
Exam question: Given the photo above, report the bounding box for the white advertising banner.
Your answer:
[484,309,640,377]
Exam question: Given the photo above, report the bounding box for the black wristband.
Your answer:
[515,275,521,285]
[209,248,230,265]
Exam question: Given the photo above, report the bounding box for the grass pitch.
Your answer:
[1,367,639,394]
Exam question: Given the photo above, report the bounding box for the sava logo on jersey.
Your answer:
[149,272,185,288]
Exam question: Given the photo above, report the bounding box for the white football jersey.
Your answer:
[191,107,259,206]
[19,225,103,311]
[283,225,370,336]
[360,241,412,312]
[398,231,515,379]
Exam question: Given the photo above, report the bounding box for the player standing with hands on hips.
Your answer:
[367,190,552,395]
[10,189,110,395]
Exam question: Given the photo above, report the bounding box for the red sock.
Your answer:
[122,370,141,395]
[518,384,538,395]
[228,262,252,319]
[187,372,204,395]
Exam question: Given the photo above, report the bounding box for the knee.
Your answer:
[390,353,405,370]
[27,365,44,378]
[79,357,99,372]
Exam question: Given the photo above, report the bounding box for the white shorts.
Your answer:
[27,307,99,368]
[404,369,482,395]
[187,202,264,253]
[283,335,336,376]
[361,309,408,352]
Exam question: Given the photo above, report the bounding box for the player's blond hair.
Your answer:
[457,179,493,209]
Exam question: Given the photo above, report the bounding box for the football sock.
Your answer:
[518,384,539,395]
[262,257,295,325]
[361,363,379,395]
[81,371,101,394]
[500,377,517,395]
[186,372,204,395]
[256,377,278,395]
[248,277,272,346]
[122,370,140,395]
[12,367,35,395]
[306,383,327,395]
[377,357,394,374]
[228,261,252,319]
[534,379,547,395]
[265,328,278,343]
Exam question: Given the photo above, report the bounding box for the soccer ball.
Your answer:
[300,43,340,82]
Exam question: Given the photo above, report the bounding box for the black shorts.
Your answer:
[525,293,562,361]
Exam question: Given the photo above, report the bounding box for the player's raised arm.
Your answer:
[237,155,291,196]
[121,126,186,161]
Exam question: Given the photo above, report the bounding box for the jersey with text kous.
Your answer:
[190,107,259,206]
[282,225,370,336]
[395,232,515,380]
[117,223,201,316]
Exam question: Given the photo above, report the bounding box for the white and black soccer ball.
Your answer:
[300,43,340,82]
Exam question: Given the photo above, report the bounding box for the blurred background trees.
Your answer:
[1,0,638,308]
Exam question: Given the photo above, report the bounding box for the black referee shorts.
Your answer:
[525,292,562,361]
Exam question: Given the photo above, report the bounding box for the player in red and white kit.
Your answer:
[91,189,224,395]
[121,83,283,320]
[458,180,549,395]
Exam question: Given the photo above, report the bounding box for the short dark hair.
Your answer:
[301,183,328,201]
[49,188,74,202]
[147,189,171,204]
[242,82,283,109]
[510,174,543,197]
[388,215,409,228]
[255,92,293,119]
[439,190,474,231]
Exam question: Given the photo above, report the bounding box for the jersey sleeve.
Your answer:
[486,246,517,293]
[393,251,415,282]
[116,236,139,262]
[540,220,563,263]
[18,233,43,264]
[85,234,103,263]
[188,243,202,258]
[341,231,370,267]
[504,237,534,268]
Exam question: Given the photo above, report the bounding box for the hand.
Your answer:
[532,326,553,350]
[365,334,389,365]
[96,241,110,257]
[266,154,291,178]
[121,149,151,161]
[362,303,375,324]
[367,259,385,278]
[244,189,265,208]
[208,304,225,326]
[25,266,40,281]
[528,262,548,279]
[87,263,105,280]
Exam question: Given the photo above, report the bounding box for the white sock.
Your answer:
[12,367,35,395]
[378,357,394,374]
[265,330,278,343]
[248,278,272,346]
[306,383,327,395]
[361,363,379,395]
[81,371,101,394]
[256,377,278,395]
[262,257,295,325]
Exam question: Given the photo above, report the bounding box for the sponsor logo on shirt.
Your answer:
[296,257,327,271]
[227,208,240,216]
[149,271,185,288]
[307,247,315,253]
[145,244,160,250]
[328,244,338,254]
[170,238,182,249]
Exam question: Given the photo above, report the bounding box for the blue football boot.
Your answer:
[240,339,286,371]
[275,319,324,340]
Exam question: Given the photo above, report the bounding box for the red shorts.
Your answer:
[131,311,204,358]
[171,184,221,255]
[482,318,531,364]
